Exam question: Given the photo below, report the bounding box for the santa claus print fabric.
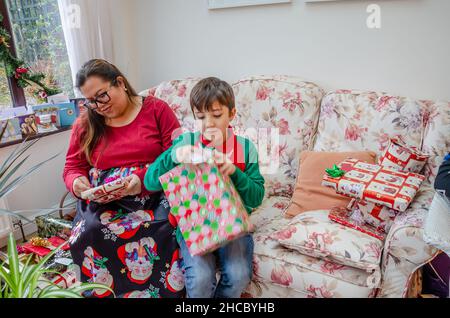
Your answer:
[69,167,185,298]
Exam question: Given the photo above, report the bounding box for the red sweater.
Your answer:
[62,96,181,197]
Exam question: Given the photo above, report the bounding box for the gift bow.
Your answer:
[325,165,345,178]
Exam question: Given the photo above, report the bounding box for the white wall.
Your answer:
[0,131,71,243]
[133,0,450,101]
[2,0,449,242]
[0,0,136,243]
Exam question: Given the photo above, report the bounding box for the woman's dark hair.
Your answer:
[190,77,235,115]
[76,59,138,165]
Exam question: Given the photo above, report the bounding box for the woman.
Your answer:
[63,59,184,298]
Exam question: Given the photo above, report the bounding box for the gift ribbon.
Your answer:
[110,209,127,221]
[93,257,109,269]
[326,165,345,178]
[144,245,160,264]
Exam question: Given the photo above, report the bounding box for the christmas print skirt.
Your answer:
[69,166,185,298]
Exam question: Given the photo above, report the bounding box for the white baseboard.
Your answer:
[0,198,76,248]
[0,221,38,248]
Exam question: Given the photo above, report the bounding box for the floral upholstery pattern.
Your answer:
[421,101,450,183]
[232,76,324,198]
[151,76,324,199]
[247,209,378,298]
[152,78,202,133]
[378,184,439,298]
[313,90,426,156]
[272,211,383,273]
[148,78,449,298]
[311,90,448,297]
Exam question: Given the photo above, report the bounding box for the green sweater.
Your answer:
[144,131,265,214]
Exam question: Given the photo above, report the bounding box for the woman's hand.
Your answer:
[212,150,236,177]
[72,176,91,198]
[121,174,142,197]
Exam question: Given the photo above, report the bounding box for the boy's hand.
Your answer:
[213,150,236,176]
[175,145,195,163]
[175,145,208,164]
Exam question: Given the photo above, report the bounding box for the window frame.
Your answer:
[0,0,26,107]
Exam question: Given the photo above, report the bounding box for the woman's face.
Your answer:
[80,76,130,119]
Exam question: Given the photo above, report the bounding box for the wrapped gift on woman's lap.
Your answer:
[322,158,425,212]
[159,163,253,257]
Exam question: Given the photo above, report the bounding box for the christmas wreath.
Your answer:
[0,13,61,100]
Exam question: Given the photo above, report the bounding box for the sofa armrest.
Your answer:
[377,185,439,298]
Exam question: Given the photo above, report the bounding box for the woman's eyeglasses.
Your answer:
[83,86,114,110]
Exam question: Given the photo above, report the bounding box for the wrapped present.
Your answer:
[42,250,74,280]
[35,214,73,240]
[51,268,78,289]
[22,236,70,262]
[159,163,253,256]
[81,177,128,204]
[379,137,429,173]
[322,158,425,212]
[328,207,386,241]
[348,199,399,233]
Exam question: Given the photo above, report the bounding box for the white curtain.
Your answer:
[58,0,115,96]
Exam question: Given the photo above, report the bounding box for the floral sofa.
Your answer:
[142,75,449,298]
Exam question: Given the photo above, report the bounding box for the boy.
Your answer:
[144,77,265,298]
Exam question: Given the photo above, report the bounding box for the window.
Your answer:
[0,0,73,110]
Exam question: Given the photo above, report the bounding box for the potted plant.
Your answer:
[0,234,113,298]
[0,138,113,297]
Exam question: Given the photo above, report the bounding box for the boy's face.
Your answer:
[194,101,236,146]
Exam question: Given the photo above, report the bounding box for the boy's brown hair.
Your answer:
[190,77,235,115]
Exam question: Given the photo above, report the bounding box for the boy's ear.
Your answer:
[229,107,236,120]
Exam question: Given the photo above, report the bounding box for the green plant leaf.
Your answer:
[6,234,20,295]
[0,139,39,182]
[0,154,31,191]
[71,283,116,298]
[0,152,60,198]
[0,139,38,176]
[37,283,83,299]
[0,208,32,223]
[0,261,14,292]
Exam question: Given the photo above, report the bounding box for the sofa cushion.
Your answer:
[152,78,202,133]
[271,210,383,273]
[313,90,426,159]
[249,209,379,298]
[421,101,450,183]
[232,75,324,198]
[249,196,291,229]
[286,150,377,217]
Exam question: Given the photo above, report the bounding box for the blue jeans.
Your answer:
[179,234,254,298]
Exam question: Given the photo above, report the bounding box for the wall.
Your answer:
[0,0,136,243]
[2,0,449,243]
[133,0,450,101]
